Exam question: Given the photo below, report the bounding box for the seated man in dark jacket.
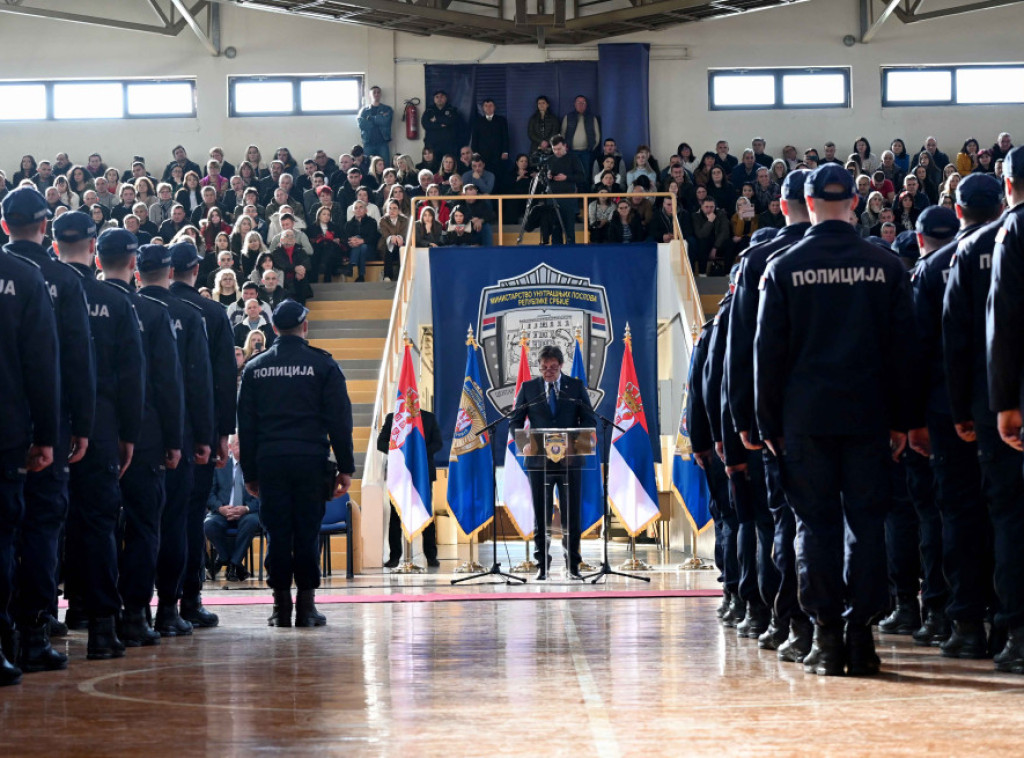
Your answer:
[270,229,313,303]
[376,409,443,568]
[204,436,261,581]
[343,201,381,281]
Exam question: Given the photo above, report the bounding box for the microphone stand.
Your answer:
[450,393,548,586]
[559,392,650,584]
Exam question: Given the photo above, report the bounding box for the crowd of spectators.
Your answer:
[0,112,1013,281]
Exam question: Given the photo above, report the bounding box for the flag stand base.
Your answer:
[510,540,538,573]
[616,537,652,571]
[680,557,706,570]
[391,539,424,573]
[578,560,598,572]
[454,538,486,573]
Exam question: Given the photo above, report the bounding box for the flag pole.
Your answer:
[510,539,537,573]
[618,535,652,571]
[573,325,598,575]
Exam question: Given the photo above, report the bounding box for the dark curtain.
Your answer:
[598,43,651,157]
[424,61,600,159]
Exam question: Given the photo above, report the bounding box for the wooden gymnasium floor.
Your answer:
[3,543,1024,757]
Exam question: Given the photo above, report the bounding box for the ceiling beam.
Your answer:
[168,0,220,55]
[0,3,186,36]
[896,0,1024,22]
[860,0,901,42]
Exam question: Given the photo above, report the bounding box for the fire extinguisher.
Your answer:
[403,98,421,140]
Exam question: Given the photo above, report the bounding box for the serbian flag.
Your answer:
[502,339,534,538]
[672,348,712,534]
[608,328,661,537]
[446,333,494,539]
[387,343,433,540]
[570,334,604,537]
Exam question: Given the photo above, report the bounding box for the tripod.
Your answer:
[516,169,567,246]
[450,395,548,586]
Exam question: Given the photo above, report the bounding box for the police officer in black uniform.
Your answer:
[909,205,994,657]
[170,240,237,629]
[705,268,780,638]
[984,146,1024,672]
[144,242,214,637]
[755,164,927,677]
[63,227,145,660]
[103,241,186,646]
[237,300,355,628]
[725,170,812,659]
[944,173,1018,668]
[0,188,61,687]
[687,317,738,622]
[4,200,95,673]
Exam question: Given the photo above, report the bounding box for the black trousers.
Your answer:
[67,438,123,618]
[904,449,945,612]
[530,467,582,567]
[782,433,890,626]
[704,455,737,592]
[763,448,804,625]
[183,461,215,599]
[0,449,26,629]
[929,412,991,622]
[258,455,326,591]
[388,504,436,562]
[977,423,1024,629]
[118,458,165,611]
[885,454,921,601]
[157,455,194,603]
[14,468,67,625]
[728,451,779,608]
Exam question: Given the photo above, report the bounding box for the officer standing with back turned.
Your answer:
[0,188,61,687]
[755,164,927,677]
[237,299,354,628]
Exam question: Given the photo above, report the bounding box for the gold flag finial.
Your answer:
[624,322,632,348]
[403,329,412,347]
[466,323,478,348]
[519,328,528,347]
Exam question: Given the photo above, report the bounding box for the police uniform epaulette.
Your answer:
[702,317,715,330]
[101,278,132,297]
[181,298,204,313]
[141,293,169,309]
[309,345,334,360]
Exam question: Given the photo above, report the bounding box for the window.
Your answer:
[882,64,1024,106]
[0,78,195,121]
[708,68,850,110]
[228,75,363,117]
[0,83,46,120]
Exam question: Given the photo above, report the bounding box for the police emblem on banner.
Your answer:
[477,264,611,413]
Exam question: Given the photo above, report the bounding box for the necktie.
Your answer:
[548,381,558,416]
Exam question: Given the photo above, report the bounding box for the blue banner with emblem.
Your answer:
[430,245,659,468]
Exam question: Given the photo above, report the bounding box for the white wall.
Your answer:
[0,0,1020,176]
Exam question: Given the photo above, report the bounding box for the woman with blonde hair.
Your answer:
[242,329,266,361]
[394,154,417,187]
[243,145,270,179]
[212,268,239,306]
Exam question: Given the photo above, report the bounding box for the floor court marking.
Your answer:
[563,607,621,758]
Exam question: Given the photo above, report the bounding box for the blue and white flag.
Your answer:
[672,348,712,533]
[447,332,494,539]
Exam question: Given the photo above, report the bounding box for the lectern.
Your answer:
[514,427,597,578]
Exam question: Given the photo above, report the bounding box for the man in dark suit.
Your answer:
[377,410,442,568]
[204,435,261,582]
[510,344,596,580]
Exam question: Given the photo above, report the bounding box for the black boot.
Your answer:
[994,627,1024,673]
[845,623,881,676]
[716,590,732,619]
[758,615,790,650]
[778,616,813,663]
[913,608,951,647]
[19,619,68,672]
[87,616,125,661]
[878,598,921,635]
[46,612,68,638]
[739,602,771,639]
[268,590,293,628]
[940,620,989,659]
[119,608,162,647]
[0,623,23,686]
[294,589,327,628]
[64,605,89,631]
[180,596,219,628]
[154,603,193,637]
[803,623,845,676]
[722,596,746,628]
